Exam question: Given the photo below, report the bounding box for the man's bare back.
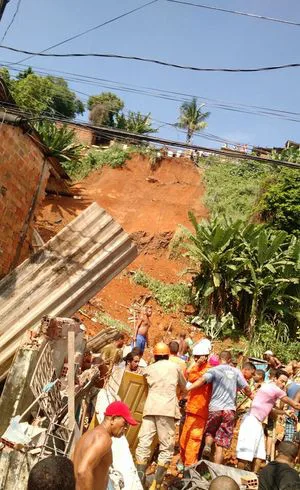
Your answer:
[73,424,112,490]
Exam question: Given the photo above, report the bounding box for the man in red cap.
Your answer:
[73,401,137,490]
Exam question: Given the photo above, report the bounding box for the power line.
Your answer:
[1,100,299,169]
[167,0,300,27]
[3,60,300,124]
[0,0,21,43]
[1,44,300,73]
[9,0,159,66]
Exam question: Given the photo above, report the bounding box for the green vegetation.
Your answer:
[63,144,163,181]
[88,92,124,127]
[116,111,157,134]
[63,145,132,180]
[34,121,83,164]
[202,157,268,221]
[131,270,190,312]
[249,323,300,363]
[181,214,300,341]
[1,67,84,117]
[88,92,157,134]
[259,168,300,237]
[191,313,236,341]
[131,145,162,168]
[95,312,131,333]
[176,97,210,143]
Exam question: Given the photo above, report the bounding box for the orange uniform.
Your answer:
[180,361,212,466]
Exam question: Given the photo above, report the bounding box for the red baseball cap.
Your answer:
[104,401,138,426]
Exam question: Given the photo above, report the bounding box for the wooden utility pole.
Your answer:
[0,0,10,22]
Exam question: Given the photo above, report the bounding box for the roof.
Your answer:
[0,202,138,380]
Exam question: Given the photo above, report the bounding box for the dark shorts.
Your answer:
[205,410,236,449]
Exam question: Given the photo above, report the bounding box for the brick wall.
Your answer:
[56,122,95,146]
[72,124,95,146]
[0,124,50,277]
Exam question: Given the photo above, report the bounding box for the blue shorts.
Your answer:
[134,334,146,353]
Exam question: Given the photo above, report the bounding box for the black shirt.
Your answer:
[259,461,300,490]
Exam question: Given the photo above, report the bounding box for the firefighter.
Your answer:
[180,343,211,467]
[135,342,186,489]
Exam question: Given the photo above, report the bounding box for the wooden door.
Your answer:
[118,371,148,453]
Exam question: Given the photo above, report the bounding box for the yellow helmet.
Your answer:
[153,342,170,356]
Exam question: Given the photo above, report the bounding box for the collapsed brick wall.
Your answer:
[0,124,50,277]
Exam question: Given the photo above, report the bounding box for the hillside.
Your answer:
[36,154,208,345]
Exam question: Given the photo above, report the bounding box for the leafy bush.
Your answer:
[129,145,162,169]
[65,145,132,180]
[249,323,300,363]
[259,168,300,236]
[202,157,268,221]
[95,312,131,333]
[191,313,236,340]
[116,112,157,134]
[34,121,83,164]
[131,270,190,312]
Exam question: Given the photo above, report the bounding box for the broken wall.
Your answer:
[0,124,50,277]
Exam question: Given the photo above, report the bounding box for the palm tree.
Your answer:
[177,98,210,143]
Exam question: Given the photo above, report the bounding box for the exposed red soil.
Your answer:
[36,155,208,343]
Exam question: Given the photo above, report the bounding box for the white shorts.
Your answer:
[236,414,266,462]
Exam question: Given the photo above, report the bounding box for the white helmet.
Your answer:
[192,343,210,356]
[264,350,273,356]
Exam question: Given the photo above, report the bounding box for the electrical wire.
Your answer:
[167,0,300,27]
[0,69,292,150]
[2,44,300,72]
[0,0,22,43]
[3,61,300,124]
[8,0,159,66]
[0,100,299,169]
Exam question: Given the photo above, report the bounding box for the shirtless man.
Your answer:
[263,350,282,370]
[73,401,137,490]
[133,305,152,354]
[178,332,189,357]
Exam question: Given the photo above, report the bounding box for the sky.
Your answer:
[0,0,300,149]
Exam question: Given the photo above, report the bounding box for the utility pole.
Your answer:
[0,0,10,22]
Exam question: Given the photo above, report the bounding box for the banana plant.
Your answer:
[182,214,300,340]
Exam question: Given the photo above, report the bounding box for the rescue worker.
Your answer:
[179,343,212,467]
[135,342,186,489]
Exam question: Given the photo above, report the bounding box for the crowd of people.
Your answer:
[26,308,300,490]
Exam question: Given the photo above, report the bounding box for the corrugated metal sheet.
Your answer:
[0,202,137,379]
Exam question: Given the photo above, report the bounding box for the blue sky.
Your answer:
[0,0,300,148]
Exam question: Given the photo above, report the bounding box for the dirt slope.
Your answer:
[36,155,208,344]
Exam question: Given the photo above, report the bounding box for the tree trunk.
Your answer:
[186,129,192,144]
[248,290,258,340]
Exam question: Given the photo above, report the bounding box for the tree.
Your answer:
[176,97,210,143]
[46,76,84,118]
[181,214,299,340]
[116,111,157,134]
[88,92,124,127]
[258,148,300,237]
[12,74,54,115]
[0,68,84,118]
